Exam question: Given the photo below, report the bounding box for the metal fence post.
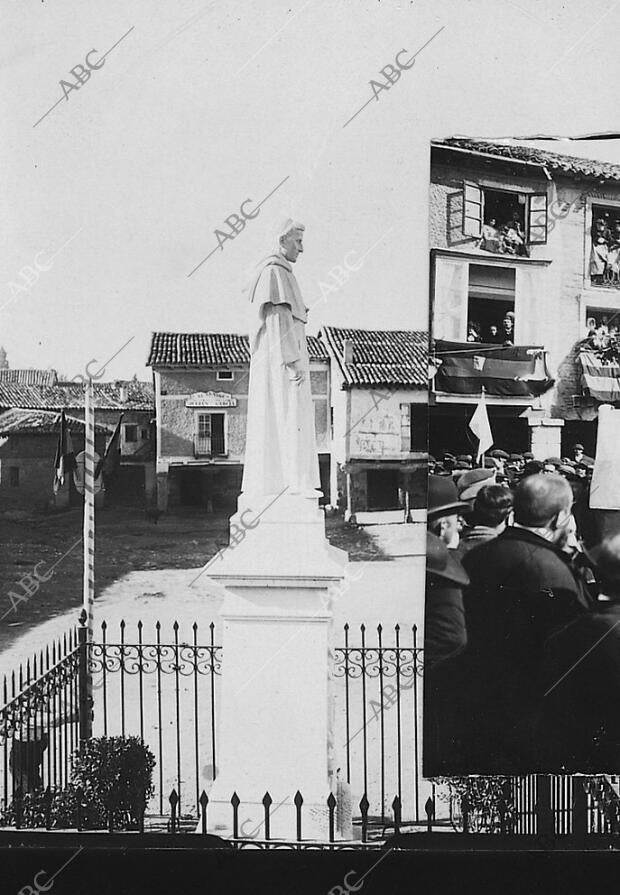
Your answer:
[78,610,92,745]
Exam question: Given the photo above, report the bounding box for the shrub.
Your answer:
[71,736,156,829]
[0,736,155,831]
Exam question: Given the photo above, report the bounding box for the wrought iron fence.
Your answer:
[88,618,221,816]
[1,626,82,808]
[3,612,620,842]
[332,623,423,825]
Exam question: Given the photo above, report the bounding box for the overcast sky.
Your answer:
[2,0,620,381]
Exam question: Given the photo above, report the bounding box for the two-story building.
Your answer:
[321,326,428,521]
[148,332,331,510]
[429,138,620,459]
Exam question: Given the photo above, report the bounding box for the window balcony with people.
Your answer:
[589,205,620,289]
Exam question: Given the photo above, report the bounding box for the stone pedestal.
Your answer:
[203,491,347,840]
[528,417,564,461]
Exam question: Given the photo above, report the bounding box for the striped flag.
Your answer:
[469,390,493,463]
[53,409,76,492]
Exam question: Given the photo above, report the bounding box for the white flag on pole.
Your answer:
[469,390,493,462]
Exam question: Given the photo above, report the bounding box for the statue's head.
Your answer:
[276,219,305,263]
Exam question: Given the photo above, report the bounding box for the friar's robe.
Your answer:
[241,253,321,498]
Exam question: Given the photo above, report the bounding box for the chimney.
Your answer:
[118,384,128,403]
[343,338,354,364]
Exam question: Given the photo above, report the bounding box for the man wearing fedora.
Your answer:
[427,475,470,550]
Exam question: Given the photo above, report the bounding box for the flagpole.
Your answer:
[480,386,485,469]
[81,376,95,739]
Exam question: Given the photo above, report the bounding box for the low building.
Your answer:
[0,372,155,504]
[429,138,620,458]
[148,332,331,511]
[0,408,110,511]
[321,326,428,521]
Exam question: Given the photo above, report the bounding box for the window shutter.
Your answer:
[527,193,548,244]
[400,403,411,453]
[463,181,483,237]
[433,257,469,341]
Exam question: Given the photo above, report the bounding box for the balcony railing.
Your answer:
[194,433,226,457]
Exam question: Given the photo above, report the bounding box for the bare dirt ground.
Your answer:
[0,506,385,655]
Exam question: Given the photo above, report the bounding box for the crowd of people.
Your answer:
[590,216,620,286]
[424,442,620,774]
[477,213,529,257]
[467,311,515,345]
[582,313,620,365]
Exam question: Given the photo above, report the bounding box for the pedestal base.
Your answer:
[200,491,347,841]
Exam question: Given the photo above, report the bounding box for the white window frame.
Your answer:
[194,411,227,456]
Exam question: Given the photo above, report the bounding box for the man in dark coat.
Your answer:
[539,535,620,772]
[424,531,470,775]
[459,474,590,773]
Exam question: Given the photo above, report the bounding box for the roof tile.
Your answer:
[147,332,328,366]
[321,327,428,388]
[433,137,620,182]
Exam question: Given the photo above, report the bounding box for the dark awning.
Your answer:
[433,341,554,397]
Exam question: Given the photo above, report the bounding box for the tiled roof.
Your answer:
[0,380,154,412]
[433,137,620,182]
[0,408,112,436]
[147,332,329,366]
[320,327,428,389]
[0,369,58,386]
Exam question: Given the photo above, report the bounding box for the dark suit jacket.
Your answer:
[458,526,590,772]
[539,601,620,772]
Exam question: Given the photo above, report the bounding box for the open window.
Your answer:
[589,203,620,287]
[195,412,226,456]
[462,183,548,251]
[467,264,516,344]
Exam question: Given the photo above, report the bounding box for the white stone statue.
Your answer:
[241,219,321,498]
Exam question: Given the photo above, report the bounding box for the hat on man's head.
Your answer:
[426,532,469,587]
[573,443,584,451]
[509,453,523,462]
[458,468,497,501]
[559,464,578,480]
[523,452,534,461]
[544,457,562,467]
[484,456,499,469]
[443,452,456,461]
[490,449,509,460]
[427,475,471,521]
